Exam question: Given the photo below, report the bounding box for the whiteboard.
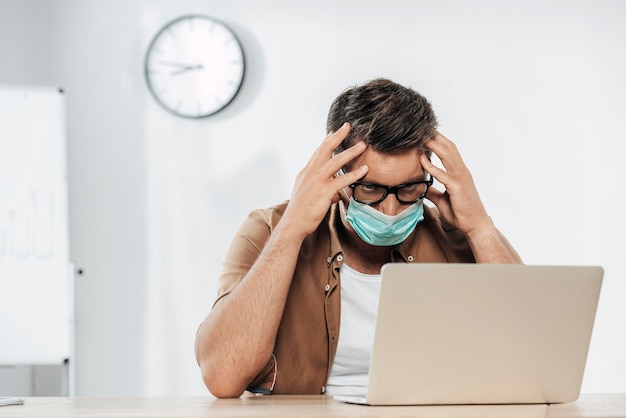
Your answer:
[0,86,70,364]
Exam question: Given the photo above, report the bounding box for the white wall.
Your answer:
[1,0,625,396]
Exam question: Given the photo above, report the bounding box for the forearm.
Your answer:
[195,219,306,398]
[466,222,522,264]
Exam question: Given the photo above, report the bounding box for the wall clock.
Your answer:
[144,15,245,118]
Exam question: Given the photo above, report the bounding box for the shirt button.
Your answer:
[325,284,331,292]
[408,256,414,262]
[327,257,332,263]
[337,255,343,262]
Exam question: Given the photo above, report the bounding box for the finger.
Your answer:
[426,131,463,164]
[332,165,369,198]
[311,122,351,164]
[333,164,369,190]
[329,140,367,173]
[420,153,450,184]
[425,131,452,152]
[424,132,466,175]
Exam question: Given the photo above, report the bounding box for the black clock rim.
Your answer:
[143,14,246,119]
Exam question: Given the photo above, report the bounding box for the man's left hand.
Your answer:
[420,132,493,238]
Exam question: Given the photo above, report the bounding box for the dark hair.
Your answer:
[327,78,437,162]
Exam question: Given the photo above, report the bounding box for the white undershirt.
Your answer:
[325,263,381,396]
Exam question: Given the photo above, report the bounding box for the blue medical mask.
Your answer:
[343,197,424,246]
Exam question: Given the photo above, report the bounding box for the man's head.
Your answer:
[327,78,438,167]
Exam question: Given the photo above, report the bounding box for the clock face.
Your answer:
[144,15,245,118]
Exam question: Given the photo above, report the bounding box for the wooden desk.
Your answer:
[0,394,624,418]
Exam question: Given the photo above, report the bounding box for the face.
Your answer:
[341,147,429,216]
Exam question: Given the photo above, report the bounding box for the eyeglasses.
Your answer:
[348,177,433,205]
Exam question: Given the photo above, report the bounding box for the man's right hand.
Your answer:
[282,122,369,240]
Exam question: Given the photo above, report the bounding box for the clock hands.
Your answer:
[158,60,195,68]
[155,60,204,76]
[169,64,204,76]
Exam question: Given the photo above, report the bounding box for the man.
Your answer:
[194,78,521,398]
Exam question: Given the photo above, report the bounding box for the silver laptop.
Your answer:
[334,263,603,405]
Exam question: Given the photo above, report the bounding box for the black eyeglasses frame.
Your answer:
[348,177,434,205]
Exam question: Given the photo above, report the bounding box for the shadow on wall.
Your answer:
[211,148,291,223]
[209,21,267,122]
